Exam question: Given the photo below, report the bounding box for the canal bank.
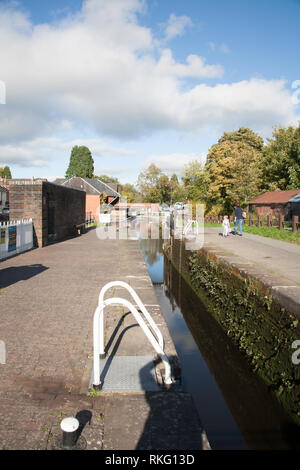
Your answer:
[162,226,300,448]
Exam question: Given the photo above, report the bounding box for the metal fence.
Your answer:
[85,212,95,225]
[0,219,33,260]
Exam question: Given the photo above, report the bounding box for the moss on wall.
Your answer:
[164,238,300,426]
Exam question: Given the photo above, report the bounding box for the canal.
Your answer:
[136,221,299,450]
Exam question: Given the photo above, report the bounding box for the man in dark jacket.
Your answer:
[234,203,243,236]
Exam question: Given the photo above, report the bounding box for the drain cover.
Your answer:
[90,355,161,393]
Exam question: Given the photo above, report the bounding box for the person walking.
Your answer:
[222,215,230,237]
[234,203,243,236]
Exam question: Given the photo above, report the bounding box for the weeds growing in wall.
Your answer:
[166,238,300,425]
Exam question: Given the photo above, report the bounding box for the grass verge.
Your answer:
[204,222,300,245]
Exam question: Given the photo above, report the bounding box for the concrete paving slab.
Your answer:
[202,228,300,316]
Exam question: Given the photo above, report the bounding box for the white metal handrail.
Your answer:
[98,280,164,352]
[92,282,173,389]
[183,219,199,235]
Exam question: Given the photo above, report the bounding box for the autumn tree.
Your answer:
[119,183,141,203]
[205,128,263,213]
[137,164,171,203]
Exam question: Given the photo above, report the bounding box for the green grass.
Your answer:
[204,222,300,245]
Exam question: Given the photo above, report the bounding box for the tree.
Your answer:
[65,146,94,178]
[0,166,12,178]
[169,174,183,203]
[182,161,206,202]
[218,126,264,151]
[157,174,172,203]
[119,183,141,203]
[137,164,174,203]
[260,124,300,191]
[205,128,263,213]
[137,164,163,203]
[96,174,119,184]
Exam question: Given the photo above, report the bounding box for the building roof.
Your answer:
[55,177,120,198]
[249,190,300,204]
[289,193,300,203]
[52,178,67,186]
[84,178,121,197]
[0,184,8,192]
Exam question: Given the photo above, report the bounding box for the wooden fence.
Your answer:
[204,214,299,233]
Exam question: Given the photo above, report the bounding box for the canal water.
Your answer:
[135,220,299,450]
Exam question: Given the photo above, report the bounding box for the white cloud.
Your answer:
[0,136,135,168]
[156,49,223,78]
[143,152,206,176]
[164,13,193,42]
[220,43,230,54]
[0,0,298,171]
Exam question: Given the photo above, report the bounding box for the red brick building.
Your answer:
[9,181,86,247]
[248,190,300,217]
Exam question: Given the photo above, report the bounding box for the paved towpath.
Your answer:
[0,228,208,450]
[202,227,300,316]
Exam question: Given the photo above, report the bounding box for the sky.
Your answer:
[0,0,299,184]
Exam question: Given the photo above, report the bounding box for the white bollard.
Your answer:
[60,417,79,450]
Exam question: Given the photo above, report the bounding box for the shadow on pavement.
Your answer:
[75,410,92,441]
[136,360,206,450]
[0,264,49,288]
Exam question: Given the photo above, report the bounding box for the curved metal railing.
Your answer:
[92,281,173,390]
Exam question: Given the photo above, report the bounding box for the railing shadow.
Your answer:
[0,264,49,288]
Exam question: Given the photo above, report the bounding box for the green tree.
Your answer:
[119,183,141,203]
[218,126,264,151]
[0,166,12,178]
[157,174,172,203]
[65,146,94,178]
[169,173,184,203]
[182,160,206,202]
[261,124,300,191]
[137,164,163,203]
[96,174,119,184]
[205,128,263,213]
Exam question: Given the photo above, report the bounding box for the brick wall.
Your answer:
[9,182,86,247]
[86,194,101,220]
[9,184,43,247]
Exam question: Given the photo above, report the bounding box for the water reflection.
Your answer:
[137,221,164,284]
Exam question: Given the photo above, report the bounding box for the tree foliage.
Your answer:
[261,124,300,191]
[119,183,141,203]
[182,160,206,202]
[205,128,263,212]
[0,166,12,178]
[96,174,119,184]
[65,146,94,178]
[137,164,167,203]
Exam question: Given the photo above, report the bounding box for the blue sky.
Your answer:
[0,0,299,184]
